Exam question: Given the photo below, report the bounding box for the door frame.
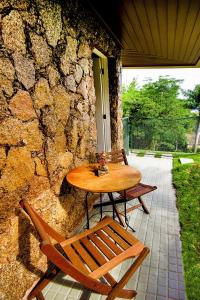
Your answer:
[93,48,111,152]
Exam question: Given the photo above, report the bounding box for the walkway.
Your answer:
[39,154,186,300]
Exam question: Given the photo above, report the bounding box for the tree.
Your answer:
[122,77,193,151]
[184,84,200,152]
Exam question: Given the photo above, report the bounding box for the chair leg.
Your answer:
[106,247,150,300]
[28,265,60,300]
[138,196,149,214]
[36,292,45,300]
[108,193,125,227]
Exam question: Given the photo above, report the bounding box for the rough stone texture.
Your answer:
[74,64,83,83]
[9,90,37,121]
[0,147,6,170]
[13,53,35,89]
[33,78,53,109]
[108,56,123,150]
[0,74,14,96]
[0,147,35,192]
[33,157,47,176]
[0,117,23,145]
[0,57,15,81]
[47,65,60,87]
[78,40,91,58]
[64,75,76,92]
[0,0,122,299]
[30,32,52,67]
[79,57,89,75]
[60,37,77,75]
[0,0,30,10]
[2,10,26,54]
[52,85,71,125]
[38,0,62,47]
[22,120,44,151]
[0,118,43,151]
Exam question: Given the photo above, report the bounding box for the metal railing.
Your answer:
[123,116,199,153]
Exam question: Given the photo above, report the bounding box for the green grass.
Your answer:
[136,150,146,156]
[154,152,162,158]
[172,153,200,300]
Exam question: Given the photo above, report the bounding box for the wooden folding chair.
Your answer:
[20,200,149,300]
[95,149,157,222]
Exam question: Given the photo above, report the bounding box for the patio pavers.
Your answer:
[38,154,186,300]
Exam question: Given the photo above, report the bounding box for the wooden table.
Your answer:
[67,163,141,228]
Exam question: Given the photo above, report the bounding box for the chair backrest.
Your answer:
[20,200,65,244]
[96,149,128,165]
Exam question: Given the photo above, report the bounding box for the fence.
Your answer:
[123,116,199,152]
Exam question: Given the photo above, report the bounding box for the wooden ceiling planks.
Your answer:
[88,0,200,67]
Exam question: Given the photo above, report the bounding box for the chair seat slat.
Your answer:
[72,240,99,271]
[103,226,129,250]
[81,237,117,287]
[62,244,89,274]
[95,229,122,255]
[89,233,115,260]
[108,221,138,245]
[60,217,113,247]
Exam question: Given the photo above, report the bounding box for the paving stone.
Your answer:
[157,285,167,297]
[146,294,157,300]
[157,296,167,300]
[179,290,186,300]
[168,288,179,299]
[168,279,179,290]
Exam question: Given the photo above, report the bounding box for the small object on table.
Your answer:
[97,151,109,176]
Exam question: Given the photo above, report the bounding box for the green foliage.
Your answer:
[184,84,200,152]
[173,154,200,300]
[122,77,194,151]
[184,84,200,112]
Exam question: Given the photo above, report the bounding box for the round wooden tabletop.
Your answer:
[66,163,141,193]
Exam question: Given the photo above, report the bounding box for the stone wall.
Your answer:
[0,0,122,299]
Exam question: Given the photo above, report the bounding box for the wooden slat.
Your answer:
[62,244,89,274]
[96,229,122,255]
[61,217,113,247]
[108,221,138,246]
[89,243,145,280]
[179,0,199,61]
[89,233,115,260]
[81,237,117,287]
[167,0,178,59]
[120,1,143,52]
[134,0,155,54]
[125,0,150,54]
[72,240,98,272]
[156,0,168,58]
[173,0,191,60]
[183,9,200,62]
[145,0,161,56]
[103,226,129,250]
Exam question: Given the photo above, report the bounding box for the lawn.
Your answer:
[172,153,200,300]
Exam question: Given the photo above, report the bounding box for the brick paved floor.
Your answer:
[39,154,186,300]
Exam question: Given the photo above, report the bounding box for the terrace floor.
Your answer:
[38,154,186,300]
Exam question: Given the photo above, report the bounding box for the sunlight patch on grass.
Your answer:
[173,153,200,300]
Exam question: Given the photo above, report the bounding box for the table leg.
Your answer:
[123,190,135,232]
[85,192,90,229]
[108,192,125,227]
[100,193,103,219]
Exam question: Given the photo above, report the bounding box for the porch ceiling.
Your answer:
[88,0,200,68]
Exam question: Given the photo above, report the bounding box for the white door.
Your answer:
[93,51,111,152]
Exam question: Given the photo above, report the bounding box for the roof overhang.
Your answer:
[88,0,200,68]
